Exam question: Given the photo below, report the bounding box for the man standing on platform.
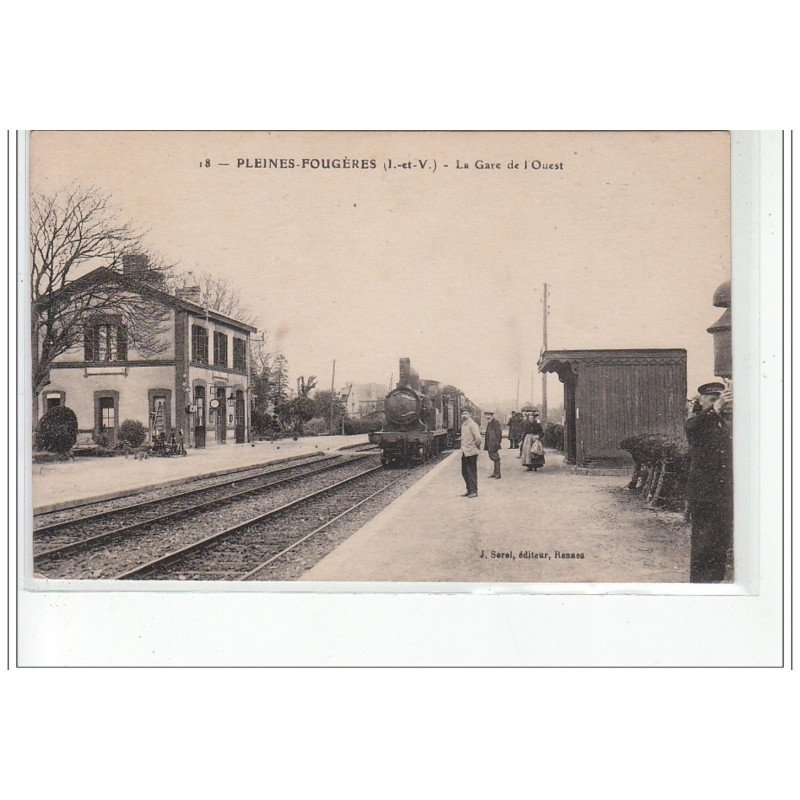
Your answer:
[685,381,733,582]
[483,411,503,479]
[460,407,482,498]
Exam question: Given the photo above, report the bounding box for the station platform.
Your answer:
[302,448,690,583]
[32,434,370,513]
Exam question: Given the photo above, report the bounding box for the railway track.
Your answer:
[34,454,380,578]
[116,463,404,581]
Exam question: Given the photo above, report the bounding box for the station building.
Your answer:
[40,260,256,449]
[538,348,687,469]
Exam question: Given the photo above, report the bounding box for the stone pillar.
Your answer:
[707,280,731,379]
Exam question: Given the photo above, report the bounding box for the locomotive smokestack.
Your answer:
[399,358,411,387]
[398,358,421,391]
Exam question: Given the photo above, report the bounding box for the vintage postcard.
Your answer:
[24,130,736,586]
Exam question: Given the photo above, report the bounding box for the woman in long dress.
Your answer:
[521,412,545,471]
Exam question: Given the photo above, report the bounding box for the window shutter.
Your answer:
[117,326,128,360]
[84,324,95,361]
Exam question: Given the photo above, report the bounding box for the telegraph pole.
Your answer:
[330,359,336,435]
[515,377,520,411]
[542,282,549,425]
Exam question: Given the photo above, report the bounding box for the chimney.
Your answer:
[177,286,203,305]
[122,253,149,277]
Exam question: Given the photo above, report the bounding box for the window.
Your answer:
[233,338,246,372]
[213,331,228,367]
[99,397,115,430]
[84,321,127,361]
[192,325,208,364]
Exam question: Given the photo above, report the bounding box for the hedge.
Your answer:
[619,434,690,510]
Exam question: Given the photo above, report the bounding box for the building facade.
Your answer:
[40,267,256,449]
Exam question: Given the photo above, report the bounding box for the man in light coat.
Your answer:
[483,411,503,479]
[460,407,482,498]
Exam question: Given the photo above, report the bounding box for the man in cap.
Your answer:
[684,381,733,582]
[483,411,503,479]
[459,407,482,498]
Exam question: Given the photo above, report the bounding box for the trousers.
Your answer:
[461,454,478,495]
[689,501,733,582]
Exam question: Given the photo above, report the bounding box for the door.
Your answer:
[98,396,117,447]
[193,386,206,448]
[235,390,245,443]
[215,386,227,443]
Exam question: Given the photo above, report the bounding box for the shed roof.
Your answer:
[538,348,687,373]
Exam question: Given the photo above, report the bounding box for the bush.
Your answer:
[35,405,78,453]
[343,416,384,435]
[543,423,564,451]
[118,419,147,448]
[303,416,329,436]
[620,433,690,509]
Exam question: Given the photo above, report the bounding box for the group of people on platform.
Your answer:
[458,406,545,499]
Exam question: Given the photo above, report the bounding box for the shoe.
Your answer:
[467,493,478,498]
[461,492,471,497]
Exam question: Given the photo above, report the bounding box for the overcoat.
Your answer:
[684,408,733,506]
[483,417,503,452]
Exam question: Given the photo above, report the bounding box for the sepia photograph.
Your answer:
[24,130,735,586]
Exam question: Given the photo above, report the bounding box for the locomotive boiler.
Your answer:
[376,358,481,466]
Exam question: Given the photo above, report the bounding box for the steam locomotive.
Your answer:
[375,358,481,466]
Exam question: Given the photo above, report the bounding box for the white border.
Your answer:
[15,131,784,665]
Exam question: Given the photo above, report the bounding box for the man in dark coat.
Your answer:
[483,411,503,478]
[685,381,733,582]
[508,411,521,449]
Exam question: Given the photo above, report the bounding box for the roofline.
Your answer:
[538,348,687,371]
[53,267,258,333]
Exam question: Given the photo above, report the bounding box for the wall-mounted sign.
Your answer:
[209,398,221,410]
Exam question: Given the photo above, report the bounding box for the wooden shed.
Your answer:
[537,349,687,469]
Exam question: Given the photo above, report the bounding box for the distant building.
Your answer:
[538,349,687,469]
[40,262,256,449]
[344,383,388,417]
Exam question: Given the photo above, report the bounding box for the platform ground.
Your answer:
[302,448,691,583]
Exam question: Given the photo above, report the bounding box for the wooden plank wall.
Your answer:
[576,360,686,464]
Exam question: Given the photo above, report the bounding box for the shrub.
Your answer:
[543,423,564,451]
[620,433,690,509]
[35,405,78,453]
[343,416,384,435]
[118,419,147,448]
[303,416,329,436]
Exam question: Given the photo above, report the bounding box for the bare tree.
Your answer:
[170,269,255,325]
[30,186,172,423]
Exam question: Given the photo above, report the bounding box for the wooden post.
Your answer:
[542,282,548,425]
[329,360,336,435]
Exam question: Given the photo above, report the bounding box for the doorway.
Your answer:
[193,385,206,448]
[235,390,245,443]
[215,386,227,444]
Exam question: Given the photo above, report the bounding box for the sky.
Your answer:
[29,131,731,410]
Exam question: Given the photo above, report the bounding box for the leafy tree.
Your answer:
[312,389,345,428]
[270,353,290,408]
[276,396,316,435]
